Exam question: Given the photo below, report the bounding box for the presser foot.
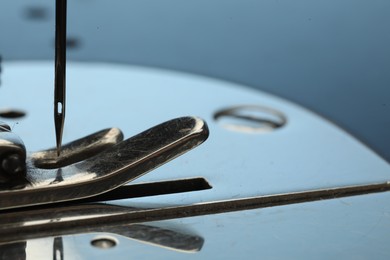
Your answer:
[0,116,209,210]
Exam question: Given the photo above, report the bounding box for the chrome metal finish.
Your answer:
[32,128,123,169]
[0,122,27,187]
[1,182,388,245]
[0,223,203,256]
[1,62,389,259]
[0,116,209,209]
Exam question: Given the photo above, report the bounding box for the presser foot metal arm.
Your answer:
[0,116,209,210]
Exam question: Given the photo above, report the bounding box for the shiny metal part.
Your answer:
[2,62,390,259]
[53,237,64,260]
[0,116,209,210]
[72,177,212,204]
[32,128,123,169]
[0,182,389,245]
[0,122,27,187]
[54,0,67,156]
[0,204,204,252]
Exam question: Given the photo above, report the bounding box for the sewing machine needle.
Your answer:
[54,0,67,156]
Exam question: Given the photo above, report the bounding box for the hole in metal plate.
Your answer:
[91,236,118,249]
[0,109,26,119]
[214,105,286,133]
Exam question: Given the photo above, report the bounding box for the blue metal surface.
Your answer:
[0,0,389,160]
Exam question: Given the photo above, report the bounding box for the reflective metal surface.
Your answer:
[0,121,27,187]
[1,182,389,245]
[0,116,209,209]
[0,222,203,258]
[0,61,389,259]
[32,128,123,169]
[3,192,390,259]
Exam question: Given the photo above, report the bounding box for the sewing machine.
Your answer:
[1,1,389,259]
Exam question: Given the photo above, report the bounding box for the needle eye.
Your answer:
[57,102,63,115]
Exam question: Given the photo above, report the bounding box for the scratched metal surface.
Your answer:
[0,61,389,258]
[0,116,208,209]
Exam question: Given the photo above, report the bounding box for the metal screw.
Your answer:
[2,154,25,175]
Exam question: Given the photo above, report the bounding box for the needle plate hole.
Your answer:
[214,105,286,133]
[0,109,27,119]
[91,236,118,249]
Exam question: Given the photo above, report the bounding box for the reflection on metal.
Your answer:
[0,116,209,210]
[110,224,204,253]
[1,182,389,245]
[0,223,203,259]
[0,204,139,228]
[0,241,26,260]
[0,202,204,254]
[53,237,64,260]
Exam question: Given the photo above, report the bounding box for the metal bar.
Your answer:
[1,181,389,244]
